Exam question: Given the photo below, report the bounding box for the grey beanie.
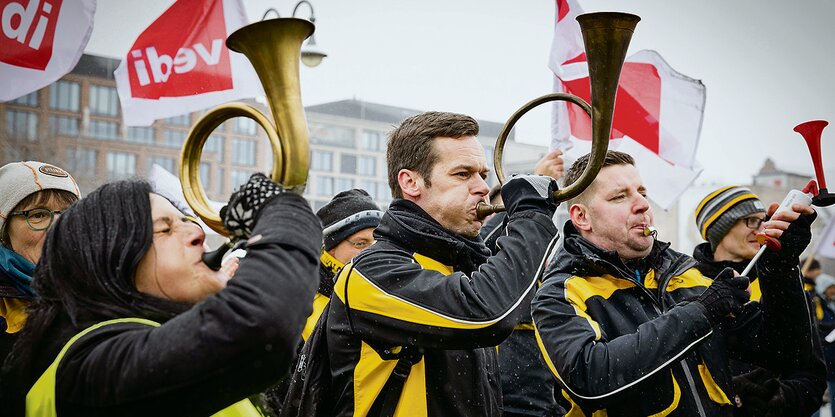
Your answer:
[0,161,80,235]
[695,186,766,251]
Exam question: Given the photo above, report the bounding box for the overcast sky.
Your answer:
[85,0,835,186]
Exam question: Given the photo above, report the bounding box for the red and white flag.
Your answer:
[816,216,835,260]
[0,0,95,101]
[114,0,262,126]
[550,0,706,210]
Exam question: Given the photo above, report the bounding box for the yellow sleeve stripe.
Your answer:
[533,322,562,380]
[338,267,527,330]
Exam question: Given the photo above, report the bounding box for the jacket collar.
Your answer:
[318,249,344,297]
[691,242,751,279]
[553,221,674,279]
[374,199,491,275]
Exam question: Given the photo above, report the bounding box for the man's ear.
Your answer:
[569,203,592,232]
[397,169,423,199]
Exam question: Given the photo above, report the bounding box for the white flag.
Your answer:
[817,217,835,260]
[0,0,96,101]
[549,0,705,210]
[114,0,262,126]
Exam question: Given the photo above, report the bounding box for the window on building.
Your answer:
[233,117,257,135]
[362,130,384,151]
[163,129,187,148]
[335,178,354,192]
[216,167,225,194]
[165,114,191,126]
[483,145,494,165]
[231,170,252,189]
[6,110,38,141]
[232,139,256,166]
[377,182,392,202]
[49,80,80,112]
[200,162,211,189]
[340,154,356,174]
[359,179,377,199]
[205,135,224,162]
[11,91,38,107]
[107,152,136,180]
[147,156,175,173]
[49,115,80,137]
[358,155,376,176]
[126,126,155,144]
[316,176,334,196]
[89,85,119,116]
[311,150,333,171]
[64,148,97,173]
[309,122,356,148]
[89,120,119,140]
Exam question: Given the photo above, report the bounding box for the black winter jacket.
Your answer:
[12,194,322,417]
[692,242,825,417]
[532,223,814,417]
[326,199,558,417]
[480,212,562,417]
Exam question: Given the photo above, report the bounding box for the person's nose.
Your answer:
[186,223,206,247]
[634,193,650,213]
[472,175,490,198]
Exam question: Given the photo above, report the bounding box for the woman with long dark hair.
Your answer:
[1,175,321,417]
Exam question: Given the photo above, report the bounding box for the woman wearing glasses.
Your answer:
[0,161,80,364]
[2,174,321,416]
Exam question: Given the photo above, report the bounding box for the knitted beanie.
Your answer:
[0,161,80,236]
[695,186,766,251]
[316,189,383,251]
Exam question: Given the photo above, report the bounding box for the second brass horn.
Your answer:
[476,12,640,218]
[180,18,313,234]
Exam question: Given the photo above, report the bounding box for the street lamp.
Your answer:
[262,0,327,68]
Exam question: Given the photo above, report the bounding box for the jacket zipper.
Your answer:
[659,255,708,417]
[592,253,710,417]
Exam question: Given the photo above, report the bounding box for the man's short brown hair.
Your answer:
[386,111,479,198]
[563,150,635,204]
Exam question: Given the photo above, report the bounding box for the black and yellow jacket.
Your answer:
[301,250,343,341]
[532,223,814,417]
[326,199,558,417]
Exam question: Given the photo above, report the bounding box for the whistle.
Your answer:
[643,226,657,237]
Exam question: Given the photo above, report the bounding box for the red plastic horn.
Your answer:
[794,120,835,206]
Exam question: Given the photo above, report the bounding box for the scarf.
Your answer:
[0,244,36,298]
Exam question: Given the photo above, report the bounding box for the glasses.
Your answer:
[346,239,375,250]
[9,208,63,231]
[743,216,765,230]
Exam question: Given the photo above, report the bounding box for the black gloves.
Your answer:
[732,368,788,417]
[762,210,817,268]
[500,174,559,216]
[693,268,750,325]
[220,173,286,238]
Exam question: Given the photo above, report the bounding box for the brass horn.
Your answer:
[180,18,314,269]
[476,12,640,218]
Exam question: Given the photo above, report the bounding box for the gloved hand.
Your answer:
[693,268,750,325]
[220,173,286,238]
[500,174,559,216]
[763,210,817,268]
[732,368,787,417]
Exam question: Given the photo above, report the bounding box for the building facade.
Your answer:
[1,54,549,214]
